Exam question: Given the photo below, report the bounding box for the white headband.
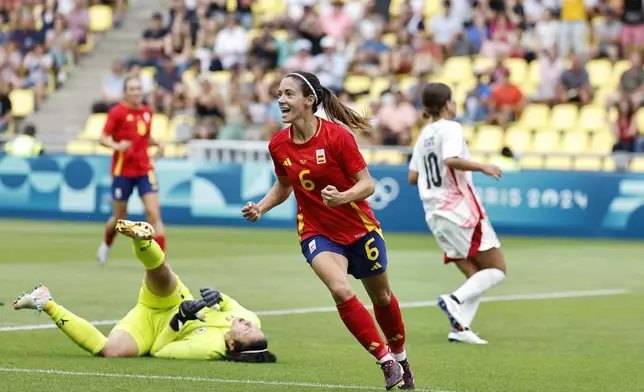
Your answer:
[240,349,268,354]
[287,72,318,104]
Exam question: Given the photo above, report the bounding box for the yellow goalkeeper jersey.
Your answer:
[149,293,261,360]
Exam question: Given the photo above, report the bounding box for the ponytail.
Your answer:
[320,87,372,134]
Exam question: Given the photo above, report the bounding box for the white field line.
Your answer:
[0,289,628,333]
[0,367,453,392]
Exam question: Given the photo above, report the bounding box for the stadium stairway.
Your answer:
[25,0,166,149]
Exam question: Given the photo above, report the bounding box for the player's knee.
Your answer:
[369,288,392,307]
[329,284,354,303]
[100,343,137,358]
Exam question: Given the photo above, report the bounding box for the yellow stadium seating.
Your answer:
[151,114,171,141]
[574,157,602,171]
[425,0,443,16]
[66,140,95,155]
[592,86,613,107]
[549,104,578,130]
[504,125,531,153]
[578,104,608,132]
[369,77,391,100]
[531,129,560,153]
[610,60,630,87]
[469,152,488,164]
[518,103,549,129]
[586,59,612,88]
[442,57,473,84]
[636,108,644,131]
[164,143,187,158]
[588,131,614,154]
[603,156,616,171]
[9,89,35,118]
[461,124,474,142]
[80,113,107,139]
[169,114,195,139]
[246,28,260,47]
[142,66,157,79]
[398,76,417,95]
[227,0,237,11]
[359,148,373,163]
[96,145,113,155]
[371,150,406,165]
[273,29,289,41]
[89,5,113,33]
[545,156,573,170]
[472,56,495,73]
[504,58,527,85]
[382,33,397,47]
[528,59,541,87]
[520,155,543,169]
[561,132,589,153]
[79,33,94,53]
[630,157,644,172]
[472,125,503,152]
[211,71,231,85]
[344,74,372,95]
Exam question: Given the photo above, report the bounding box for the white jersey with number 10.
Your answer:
[409,119,487,228]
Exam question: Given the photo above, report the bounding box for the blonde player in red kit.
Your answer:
[97,76,167,264]
[408,83,507,344]
[242,72,414,390]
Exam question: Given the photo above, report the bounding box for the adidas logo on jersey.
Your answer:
[282,158,292,166]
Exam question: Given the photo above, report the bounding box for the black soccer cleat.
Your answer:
[398,359,415,389]
[380,359,405,390]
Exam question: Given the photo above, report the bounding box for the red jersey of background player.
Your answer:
[269,118,380,245]
[103,102,153,178]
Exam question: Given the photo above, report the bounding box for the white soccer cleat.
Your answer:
[96,242,110,265]
[115,220,155,240]
[13,284,52,311]
[448,330,488,345]
[437,294,470,331]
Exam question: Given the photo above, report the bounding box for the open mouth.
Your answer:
[280,106,291,114]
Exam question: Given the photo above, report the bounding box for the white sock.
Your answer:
[392,349,407,362]
[460,295,481,327]
[378,353,395,364]
[452,268,506,304]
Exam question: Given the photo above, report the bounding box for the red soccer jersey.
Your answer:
[103,102,154,178]
[269,118,380,245]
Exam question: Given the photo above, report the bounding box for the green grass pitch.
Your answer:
[0,219,643,392]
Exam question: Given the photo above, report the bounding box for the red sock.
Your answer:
[336,295,388,360]
[374,293,406,354]
[104,225,116,246]
[155,235,166,251]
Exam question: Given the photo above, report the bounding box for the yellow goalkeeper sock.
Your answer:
[132,238,165,270]
[44,301,107,356]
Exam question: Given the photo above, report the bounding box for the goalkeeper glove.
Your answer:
[199,288,223,311]
[169,299,207,331]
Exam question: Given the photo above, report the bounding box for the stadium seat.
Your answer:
[79,33,94,53]
[66,140,95,155]
[610,60,630,87]
[603,156,616,172]
[141,67,157,80]
[561,132,589,153]
[442,57,473,84]
[382,33,397,47]
[578,105,608,132]
[471,125,503,152]
[637,108,644,131]
[211,71,231,85]
[96,145,113,155]
[549,104,578,130]
[163,143,187,158]
[586,59,612,88]
[504,58,527,85]
[344,74,372,95]
[518,103,550,130]
[574,157,602,171]
[398,76,417,95]
[273,29,289,41]
[630,157,644,172]
[531,129,560,153]
[528,59,541,87]
[592,86,612,107]
[588,132,614,154]
[371,149,406,165]
[472,56,495,73]
[469,152,488,164]
[80,113,107,139]
[461,124,474,143]
[504,125,531,153]
[359,148,373,163]
[545,156,573,170]
[520,155,543,169]
[9,89,35,117]
[89,5,113,33]
[151,114,171,141]
[424,0,443,16]
[369,77,391,99]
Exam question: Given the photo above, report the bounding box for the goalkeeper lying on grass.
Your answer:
[13,220,276,363]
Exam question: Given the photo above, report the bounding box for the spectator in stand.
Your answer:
[620,0,644,55]
[194,17,217,72]
[466,12,489,53]
[249,20,279,69]
[23,43,52,107]
[0,40,23,88]
[214,13,248,70]
[558,0,591,57]
[92,59,126,113]
[46,15,75,77]
[138,12,167,69]
[357,0,386,43]
[40,0,58,34]
[489,68,524,129]
[263,79,284,140]
[10,14,44,55]
[612,99,638,153]
[534,8,559,52]
[150,55,182,116]
[164,15,192,73]
[195,76,226,127]
[244,89,268,140]
[375,87,416,146]
[534,46,565,106]
[313,36,347,93]
[351,27,389,77]
[66,0,90,47]
[284,38,315,73]
[276,28,300,68]
[557,55,591,104]
[617,52,644,106]
[321,0,354,42]
[236,0,255,30]
[297,5,325,55]
[593,9,621,62]
[463,68,492,124]
[0,81,12,133]
[429,0,459,58]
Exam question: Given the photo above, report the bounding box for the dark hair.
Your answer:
[421,82,452,118]
[616,98,635,119]
[223,338,277,364]
[23,123,36,136]
[285,71,372,134]
[501,146,514,158]
[123,75,140,92]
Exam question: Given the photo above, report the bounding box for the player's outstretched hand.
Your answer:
[482,164,502,180]
[200,288,223,311]
[321,185,345,207]
[170,299,208,331]
[242,201,261,222]
[114,140,132,152]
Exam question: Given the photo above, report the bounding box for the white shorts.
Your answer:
[427,215,501,263]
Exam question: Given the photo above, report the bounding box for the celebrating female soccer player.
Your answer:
[15,220,276,363]
[96,76,166,264]
[242,72,413,390]
[408,82,507,344]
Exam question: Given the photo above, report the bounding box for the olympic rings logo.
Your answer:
[368,177,400,210]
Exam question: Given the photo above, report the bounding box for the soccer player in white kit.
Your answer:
[408,83,507,344]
